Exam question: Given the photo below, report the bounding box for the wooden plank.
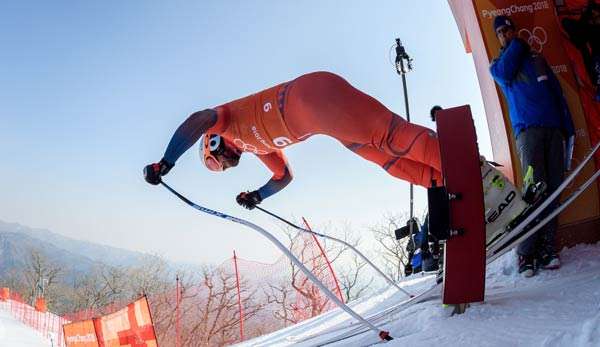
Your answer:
[436,105,486,304]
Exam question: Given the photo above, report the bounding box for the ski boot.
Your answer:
[521,165,547,205]
[500,166,547,242]
[404,263,413,276]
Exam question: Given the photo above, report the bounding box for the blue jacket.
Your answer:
[490,38,574,138]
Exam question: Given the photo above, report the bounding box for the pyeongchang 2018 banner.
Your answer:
[93,297,157,347]
[472,0,599,224]
[63,319,99,347]
[475,0,584,130]
[477,2,570,77]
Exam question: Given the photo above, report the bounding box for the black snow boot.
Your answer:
[518,255,535,278]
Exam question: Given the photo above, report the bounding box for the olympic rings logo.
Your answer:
[518,26,547,53]
[233,138,268,155]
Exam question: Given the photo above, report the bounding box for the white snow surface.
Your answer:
[0,303,52,347]
[237,242,600,346]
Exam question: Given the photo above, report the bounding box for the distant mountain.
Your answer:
[0,230,99,282]
[0,220,202,283]
[0,220,151,269]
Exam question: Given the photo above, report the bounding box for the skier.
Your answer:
[144,70,535,246]
[144,71,442,209]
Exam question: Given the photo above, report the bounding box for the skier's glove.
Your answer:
[236,191,262,210]
[143,159,174,185]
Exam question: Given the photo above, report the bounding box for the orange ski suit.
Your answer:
[209,71,442,187]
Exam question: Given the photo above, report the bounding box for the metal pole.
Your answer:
[233,251,244,341]
[395,37,416,269]
[175,275,180,347]
[402,72,414,244]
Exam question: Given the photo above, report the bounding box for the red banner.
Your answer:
[64,319,99,347]
[93,297,157,347]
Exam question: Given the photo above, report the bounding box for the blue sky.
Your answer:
[1,1,490,265]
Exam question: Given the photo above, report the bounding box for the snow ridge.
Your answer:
[237,242,600,346]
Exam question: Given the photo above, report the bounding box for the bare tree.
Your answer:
[148,271,198,346]
[337,251,374,302]
[22,248,62,307]
[178,266,263,346]
[126,255,172,298]
[67,263,127,315]
[264,280,296,326]
[371,213,410,282]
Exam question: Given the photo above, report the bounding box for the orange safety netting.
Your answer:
[0,292,69,347]
[218,228,343,325]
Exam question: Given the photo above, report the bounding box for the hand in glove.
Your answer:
[236,191,262,210]
[143,159,174,185]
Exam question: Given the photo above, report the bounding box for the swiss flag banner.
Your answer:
[93,296,157,347]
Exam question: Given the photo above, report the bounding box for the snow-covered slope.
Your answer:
[238,242,600,346]
[0,305,52,347]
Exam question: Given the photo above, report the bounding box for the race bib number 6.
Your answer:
[273,137,293,147]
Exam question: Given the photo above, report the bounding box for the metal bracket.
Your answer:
[449,229,464,237]
[448,192,462,201]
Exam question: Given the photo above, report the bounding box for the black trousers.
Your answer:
[516,127,565,257]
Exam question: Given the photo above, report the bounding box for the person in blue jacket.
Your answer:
[490,15,575,277]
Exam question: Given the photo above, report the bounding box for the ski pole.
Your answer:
[159,181,393,341]
[255,206,414,298]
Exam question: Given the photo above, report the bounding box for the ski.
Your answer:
[487,141,600,257]
[487,167,600,263]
